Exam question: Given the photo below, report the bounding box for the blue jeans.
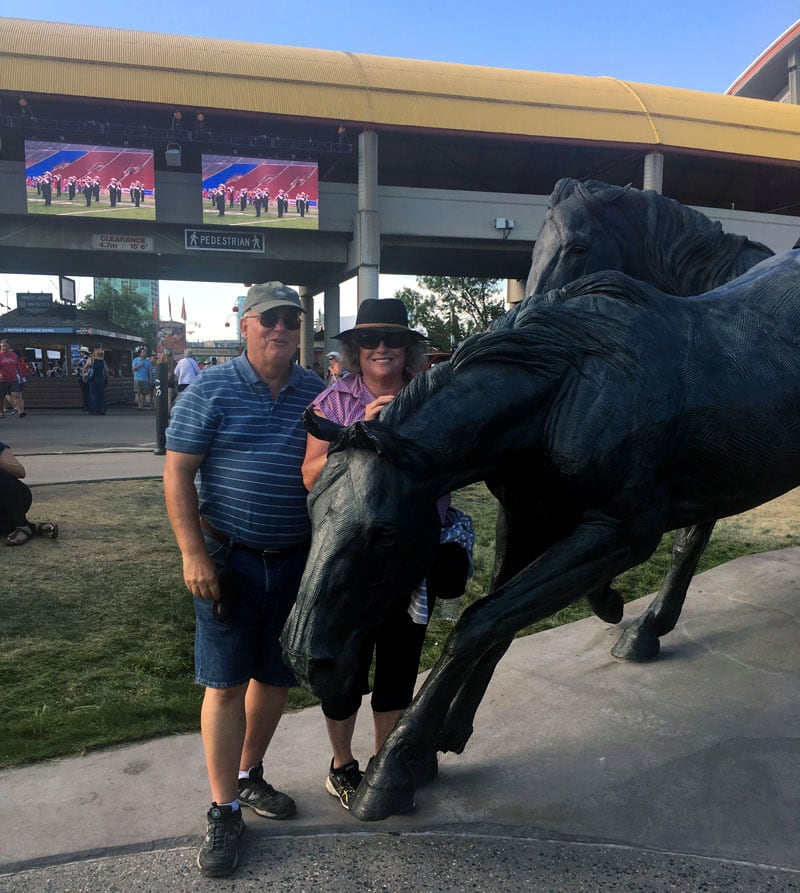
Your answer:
[194,532,307,689]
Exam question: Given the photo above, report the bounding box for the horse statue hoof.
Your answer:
[611,612,661,662]
[349,757,417,821]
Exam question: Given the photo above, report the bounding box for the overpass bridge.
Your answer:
[1,17,800,358]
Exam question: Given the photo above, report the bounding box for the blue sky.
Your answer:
[2,3,798,333]
[3,1,797,92]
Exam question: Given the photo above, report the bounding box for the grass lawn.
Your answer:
[2,478,798,769]
[201,208,319,229]
[26,189,156,220]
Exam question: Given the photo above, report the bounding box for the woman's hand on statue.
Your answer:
[364,395,394,421]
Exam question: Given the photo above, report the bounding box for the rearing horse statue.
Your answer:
[524,177,773,298]
[506,178,776,660]
[284,251,800,821]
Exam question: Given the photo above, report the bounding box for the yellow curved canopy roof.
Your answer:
[2,17,800,163]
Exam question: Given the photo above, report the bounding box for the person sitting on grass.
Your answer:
[0,440,58,545]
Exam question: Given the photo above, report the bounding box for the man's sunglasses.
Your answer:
[252,308,302,330]
[354,331,410,350]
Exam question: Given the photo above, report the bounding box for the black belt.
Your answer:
[200,518,309,558]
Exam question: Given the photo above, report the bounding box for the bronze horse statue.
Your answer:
[509,178,776,660]
[283,250,800,821]
[524,177,773,298]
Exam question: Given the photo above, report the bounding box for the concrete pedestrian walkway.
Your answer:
[21,449,165,486]
[2,442,799,890]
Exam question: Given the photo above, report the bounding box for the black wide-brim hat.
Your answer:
[335,298,425,341]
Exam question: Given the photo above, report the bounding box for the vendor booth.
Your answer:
[0,295,146,408]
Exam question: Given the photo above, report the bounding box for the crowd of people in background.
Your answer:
[204,185,314,218]
[28,173,152,208]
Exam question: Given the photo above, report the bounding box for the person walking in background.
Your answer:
[0,339,26,418]
[16,351,29,418]
[325,350,345,385]
[132,348,153,412]
[82,348,108,416]
[174,348,201,393]
[148,353,158,408]
[163,282,324,879]
[163,349,178,412]
[76,347,91,411]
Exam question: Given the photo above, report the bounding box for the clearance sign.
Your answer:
[92,234,154,252]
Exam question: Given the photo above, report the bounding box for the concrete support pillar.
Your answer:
[324,284,341,353]
[299,287,314,369]
[507,278,526,306]
[356,130,380,305]
[789,53,799,104]
[643,152,664,194]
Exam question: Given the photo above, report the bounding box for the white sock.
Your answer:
[220,799,240,812]
[238,769,250,780]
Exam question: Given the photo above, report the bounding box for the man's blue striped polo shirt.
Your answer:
[166,354,324,548]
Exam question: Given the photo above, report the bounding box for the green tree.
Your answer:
[80,282,155,347]
[395,277,506,351]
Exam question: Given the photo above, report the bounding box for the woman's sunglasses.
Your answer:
[253,308,302,330]
[354,331,410,350]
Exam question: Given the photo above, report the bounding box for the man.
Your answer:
[132,348,153,411]
[0,339,25,418]
[163,282,323,879]
[174,348,201,392]
[326,350,345,385]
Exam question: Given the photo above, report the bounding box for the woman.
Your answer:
[302,298,441,809]
[0,440,58,545]
[82,348,108,416]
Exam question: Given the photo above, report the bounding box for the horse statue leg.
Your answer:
[435,637,514,755]
[611,521,715,661]
[349,513,661,822]
[435,500,549,755]
[435,584,622,756]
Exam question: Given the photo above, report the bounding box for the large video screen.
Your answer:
[25,140,156,220]
[201,153,318,229]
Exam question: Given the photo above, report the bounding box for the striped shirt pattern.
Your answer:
[166,355,324,548]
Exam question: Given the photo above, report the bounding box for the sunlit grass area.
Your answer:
[2,479,797,768]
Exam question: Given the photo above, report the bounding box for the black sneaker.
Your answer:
[325,759,364,810]
[197,802,245,878]
[237,763,296,819]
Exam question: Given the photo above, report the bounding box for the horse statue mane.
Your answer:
[550,178,774,295]
[386,272,654,426]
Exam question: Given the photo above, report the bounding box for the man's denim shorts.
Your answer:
[194,530,308,689]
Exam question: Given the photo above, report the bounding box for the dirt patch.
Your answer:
[719,486,800,540]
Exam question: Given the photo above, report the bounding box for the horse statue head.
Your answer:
[281,410,442,700]
[526,178,774,299]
